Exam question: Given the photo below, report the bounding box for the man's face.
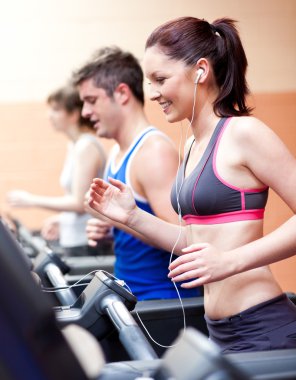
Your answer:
[79,78,121,139]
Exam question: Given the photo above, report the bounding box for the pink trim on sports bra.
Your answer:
[183,209,265,225]
[171,117,269,225]
[241,192,246,210]
[213,119,268,194]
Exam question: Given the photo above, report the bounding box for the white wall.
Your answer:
[0,0,295,102]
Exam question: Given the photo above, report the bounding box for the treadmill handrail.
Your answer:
[101,293,158,361]
[45,263,77,306]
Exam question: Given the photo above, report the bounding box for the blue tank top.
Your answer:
[105,127,200,300]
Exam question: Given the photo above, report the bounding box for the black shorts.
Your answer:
[205,294,296,353]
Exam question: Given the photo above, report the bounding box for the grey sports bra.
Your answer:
[171,118,269,225]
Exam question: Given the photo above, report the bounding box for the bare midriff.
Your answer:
[186,219,282,320]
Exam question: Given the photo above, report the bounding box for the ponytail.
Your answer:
[212,18,252,116]
[145,17,252,117]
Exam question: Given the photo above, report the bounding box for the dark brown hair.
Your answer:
[72,46,144,105]
[47,85,94,128]
[145,17,252,117]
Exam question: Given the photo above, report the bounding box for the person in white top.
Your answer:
[8,85,110,256]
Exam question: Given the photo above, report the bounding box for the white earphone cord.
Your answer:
[124,80,200,349]
[41,82,199,349]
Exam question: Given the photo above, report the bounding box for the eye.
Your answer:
[156,77,166,84]
[87,97,96,105]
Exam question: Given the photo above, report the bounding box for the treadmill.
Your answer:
[0,219,296,380]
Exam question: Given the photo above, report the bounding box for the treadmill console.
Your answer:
[55,270,137,338]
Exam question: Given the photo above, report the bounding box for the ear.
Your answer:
[113,83,131,106]
[194,58,210,84]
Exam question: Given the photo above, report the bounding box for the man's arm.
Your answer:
[86,133,191,254]
[130,134,188,252]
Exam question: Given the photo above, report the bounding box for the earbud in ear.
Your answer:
[194,68,204,84]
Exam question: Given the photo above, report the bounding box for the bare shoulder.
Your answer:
[229,116,271,140]
[74,135,104,158]
[229,116,292,158]
[228,115,296,183]
[133,130,179,182]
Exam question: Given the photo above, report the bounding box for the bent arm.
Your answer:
[7,190,84,212]
[127,206,187,254]
[8,139,104,213]
[129,135,188,252]
[228,119,296,273]
[229,215,296,274]
[20,193,85,212]
[84,192,160,247]
[86,202,186,253]
[88,134,192,253]
[169,118,296,287]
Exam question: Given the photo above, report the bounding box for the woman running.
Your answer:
[8,85,108,256]
[87,17,296,352]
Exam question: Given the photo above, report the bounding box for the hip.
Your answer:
[204,266,282,319]
[205,293,296,353]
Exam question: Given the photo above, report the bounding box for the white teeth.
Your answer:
[160,101,172,109]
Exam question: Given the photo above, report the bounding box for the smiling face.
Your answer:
[78,78,122,139]
[143,45,196,123]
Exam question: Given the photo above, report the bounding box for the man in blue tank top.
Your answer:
[73,46,200,300]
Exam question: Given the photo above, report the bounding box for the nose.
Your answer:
[81,103,92,119]
[47,109,55,125]
[148,85,161,101]
[47,109,53,121]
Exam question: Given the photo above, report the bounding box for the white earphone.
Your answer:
[194,68,204,84]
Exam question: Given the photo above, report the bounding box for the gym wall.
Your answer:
[0,0,295,291]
